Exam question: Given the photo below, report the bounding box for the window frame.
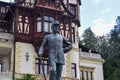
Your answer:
[43,16,54,32]
[0,60,2,72]
[71,28,75,43]
[36,15,42,32]
[80,66,94,80]
[71,63,77,78]
[69,3,77,16]
[35,58,50,75]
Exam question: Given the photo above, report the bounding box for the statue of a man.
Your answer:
[38,20,72,80]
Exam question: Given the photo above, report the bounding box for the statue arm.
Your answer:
[63,37,72,53]
[38,36,48,57]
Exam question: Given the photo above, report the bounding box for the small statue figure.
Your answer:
[38,20,72,80]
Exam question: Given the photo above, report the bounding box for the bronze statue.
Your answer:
[38,20,72,80]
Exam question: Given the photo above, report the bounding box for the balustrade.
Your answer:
[80,52,101,59]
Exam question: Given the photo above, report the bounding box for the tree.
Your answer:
[81,27,98,51]
[97,35,110,59]
[104,16,120,80]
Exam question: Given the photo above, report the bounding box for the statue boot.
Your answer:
[49,70,56,80]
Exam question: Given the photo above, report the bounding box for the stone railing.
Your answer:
[80,52,101,59]
[0,72,12,80]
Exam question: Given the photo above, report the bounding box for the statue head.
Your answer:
[51,20,59,33]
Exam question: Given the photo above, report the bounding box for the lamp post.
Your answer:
[9,1,16,79]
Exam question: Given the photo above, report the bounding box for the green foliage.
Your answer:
[81,27,98,51]
[16,74,36,80]
[102,17,120,80]
[80,77,83,80]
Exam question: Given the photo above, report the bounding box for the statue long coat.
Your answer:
[38,33,72,65]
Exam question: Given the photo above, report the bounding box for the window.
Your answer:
[90,72,93,80]
[80,66,94,80]
[0,60,2,72]
[80,70,84,80]
[36,58,49,75]
[0,28,5,32]
[36,16,54,33]
[72,28,75,43]
[69,4,77,16]
[71,63,77,78]
[0,6,5,13]
[37,16,42,32]
[85,71,89,80]
[44,16,54,32]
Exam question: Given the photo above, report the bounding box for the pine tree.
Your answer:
[104,16,120,80]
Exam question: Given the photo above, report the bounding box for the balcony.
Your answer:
[36,0,62,11]
[80,52,102,59]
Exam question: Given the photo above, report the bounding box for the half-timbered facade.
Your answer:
[0,0,81,80]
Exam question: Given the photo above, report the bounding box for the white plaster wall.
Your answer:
[20,42,36,74]
[71,50,80,79]
[80,61,104,80]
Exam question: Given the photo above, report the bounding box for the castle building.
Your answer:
[79,44,104,80]
[0,0,104,80]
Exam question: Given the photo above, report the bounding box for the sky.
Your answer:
[79,0,120,36]
[1,0,120,36]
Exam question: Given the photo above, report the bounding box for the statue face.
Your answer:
[51,24,59,33]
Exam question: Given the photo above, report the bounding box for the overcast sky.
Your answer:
[79,0,120,36]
